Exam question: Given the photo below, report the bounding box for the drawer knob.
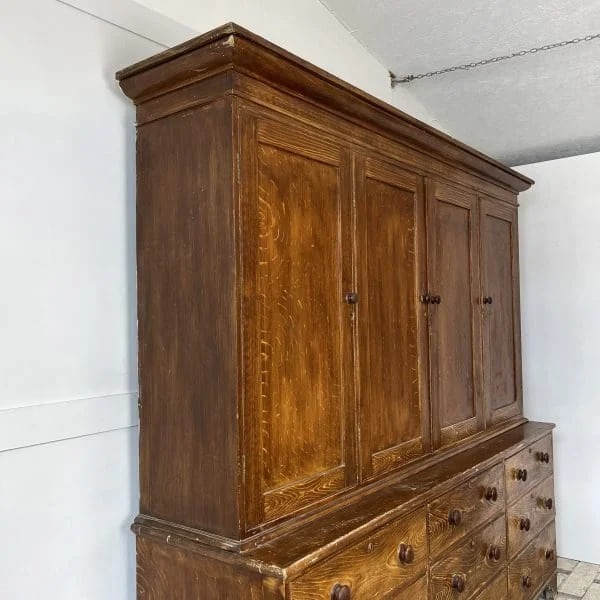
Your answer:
[485,487,498,502]
[516,468,528,482]
[522,575,533,588]
[398,543,415,565]
[542,497,554,510]
[331,583,351,600]
[451,574,466,593]
[520,518,531,532]
[482,296,493,304]
[545,549,555,561]
[344,292,359,305]
[539,452,551,464]
[448,509,462,527]
[488,545,502,562]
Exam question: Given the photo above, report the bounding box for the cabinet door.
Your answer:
[356,156,430,480]
[480,197,522,426]
[240,112,356,528]
[427,180,484,449]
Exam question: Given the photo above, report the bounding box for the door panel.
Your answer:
[428,180,483,449]
[480,197,522,426]
[240,111,356,528]
[357,156,430,480]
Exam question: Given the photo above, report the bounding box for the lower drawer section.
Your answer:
[430,515,506,600]
[473,570,508,600]
[508,520,556,600]
[289,506,427,599]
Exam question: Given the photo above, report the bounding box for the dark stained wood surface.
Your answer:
[507,477,555,559]
[505,435,554,503]
[430,515,506,600]
[428,180,484,450]
[428,463,505,559]
[480,197,523,427]
[356,155,430,480]
[508,521,556,600]
[136,99,241,538]
[289,506,427,599]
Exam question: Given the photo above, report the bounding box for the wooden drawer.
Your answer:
[290,507,427,599]
[473,570,507,600]
[429,463,505,558]
[507,477,555,559]
[508,521,556,600]
[431,515,506,600]
[505,435,553,503]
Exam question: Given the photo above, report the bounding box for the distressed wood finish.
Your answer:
[428,463,505,559]
[480,197,523,426]
[507,477,556,559]
[430,515,507,600]
[508,521,557,600]
[356,156,430,480]
[289,506,427,599]
[505,435,554,503]
[115,22,554,600]
[427,180,484,450]
[473,570,508,600]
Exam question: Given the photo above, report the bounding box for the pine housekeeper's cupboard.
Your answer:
[118,23,557,600]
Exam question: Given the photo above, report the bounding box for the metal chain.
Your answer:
[391,33,600,85]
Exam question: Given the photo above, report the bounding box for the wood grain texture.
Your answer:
[289,507,427,599]
[505,435,553,503]
[356,155,430,480]
[508,521,556,600]
[472,570,508,600]
[136,98,241,538]
[430,515,507,600]
[507,477,555,559]
[240,112,356,527]
[428,180,484,450]
[480,197,523,427]
[428,463,505,559]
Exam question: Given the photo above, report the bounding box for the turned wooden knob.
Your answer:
[519,518,531,531]
[539,452,550,464]
[542,497,553,510]
[522,575,533,588]
[485,487,498,502]
[448,509,462,527]
[545,549,555,561]
[344,292,358,305]
[451,574,466,593]
[516,468,528,481]
[488,545,502,562]
[482,296,493,304]
[331,583,351,600]
[398,543,415,565]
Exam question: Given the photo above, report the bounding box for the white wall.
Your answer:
[519,152,600,564]
[0,0,445,597]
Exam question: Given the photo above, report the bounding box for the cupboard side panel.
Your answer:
[137,98,240,537]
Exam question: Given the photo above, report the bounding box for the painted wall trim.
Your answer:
[0,393,139,452]
[56,0,198,47]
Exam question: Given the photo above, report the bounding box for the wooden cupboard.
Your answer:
[117,23,557,599]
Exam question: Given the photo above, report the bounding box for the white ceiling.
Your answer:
[321,0,600,165]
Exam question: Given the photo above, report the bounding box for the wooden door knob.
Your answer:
[398,543,415,565]
[522,575,533,588]
[451,574,466,593]
[545,549,555,561]
[542,498,553,510]
[331,583,351,600]
[448,509,462,527]
[485,487,498,502]
[482,296,493,304]
[520,518,531,531]
[488,545,502,562]
[344,292,358,305]
[539,452,550,464]
[516,468,528,481]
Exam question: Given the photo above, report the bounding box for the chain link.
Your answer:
[391,33,600,85]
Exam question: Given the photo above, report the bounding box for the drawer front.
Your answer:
[505,435,553,503]
[429,463,505,558]
[473,570,507,600]
[290,507,427,599]
[507,477,555,558]
[431,515,506,600]
[508,521,556,600]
